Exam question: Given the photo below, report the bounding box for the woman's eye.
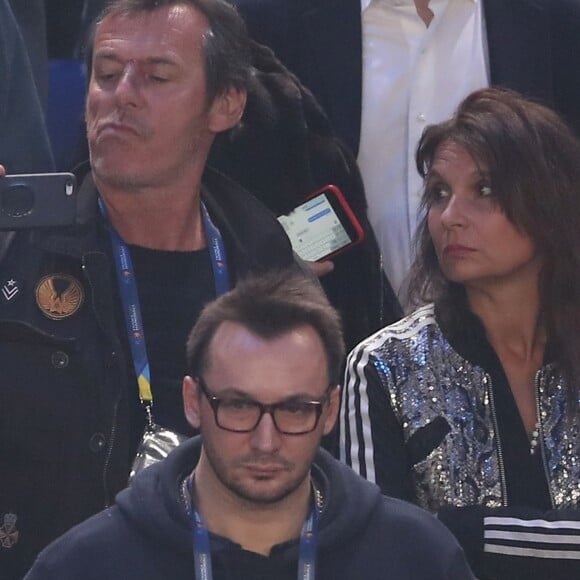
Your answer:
[479,184,493,197]
[426,184,450,203]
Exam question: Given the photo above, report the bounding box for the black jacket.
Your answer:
[0,167,294,580]
[25,437,474,580]
[209,40,403,352]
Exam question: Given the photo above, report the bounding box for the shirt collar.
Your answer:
[361,0,478,14]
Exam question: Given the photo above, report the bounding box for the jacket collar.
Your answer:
[435,286,556,370]
[6,162,292,285]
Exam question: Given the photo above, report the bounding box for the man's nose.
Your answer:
[114,63,144,108]
[249,411,282,453]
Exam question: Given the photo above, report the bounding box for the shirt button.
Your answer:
[417,113,426,122]
[106,350,118,368]
[89,433,107,453]
[51,350,69,369]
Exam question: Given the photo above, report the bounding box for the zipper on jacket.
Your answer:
[82,256,122,508]
[487,375,508,506]
[534,369,556,509]
[102,396,120,507]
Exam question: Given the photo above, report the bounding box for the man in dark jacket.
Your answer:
[0,1,295,577]
[48,0,403,351]
[24,271,474,580]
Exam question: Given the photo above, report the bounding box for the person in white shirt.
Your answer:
[357,0,489,292]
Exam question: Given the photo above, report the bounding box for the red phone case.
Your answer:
[305,184,365,261]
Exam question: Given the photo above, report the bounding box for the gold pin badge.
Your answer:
[35,274,84,320]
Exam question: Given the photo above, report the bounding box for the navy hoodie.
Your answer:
[25,437,474,579]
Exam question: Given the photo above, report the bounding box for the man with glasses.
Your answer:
[25,271,473,580]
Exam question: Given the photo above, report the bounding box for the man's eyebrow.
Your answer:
[147,55,179,65]
[93,51,180,68]
[215,387,253,398]
[93,50,123,63]
[214,388,322,402]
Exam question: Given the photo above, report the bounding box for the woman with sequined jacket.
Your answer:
[339,88,580,580]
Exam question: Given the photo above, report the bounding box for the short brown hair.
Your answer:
[88,0,252,105]
[186,270,345,385]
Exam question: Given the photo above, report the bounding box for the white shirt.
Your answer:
[357,0,489,294]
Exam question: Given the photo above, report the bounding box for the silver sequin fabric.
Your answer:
[370,304,579,510]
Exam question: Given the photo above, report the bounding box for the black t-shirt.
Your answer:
[120,245,215,449]
[209,535,297,580]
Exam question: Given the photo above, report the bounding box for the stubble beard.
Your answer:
[89,129,207,194]
[204,447,313,508]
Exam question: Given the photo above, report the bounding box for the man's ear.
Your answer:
[208,87,247,133]
[183,375,202,429]
[322,385,340,435]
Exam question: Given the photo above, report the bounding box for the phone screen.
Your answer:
[278,192,353,261]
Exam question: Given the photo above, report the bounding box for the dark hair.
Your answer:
[408,87,580,408]
[186,270,345,385]
[86,0,252,104]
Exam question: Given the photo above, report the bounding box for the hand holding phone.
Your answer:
[277,185,364,262]
[0,172,77,230]
[305,260,335,278]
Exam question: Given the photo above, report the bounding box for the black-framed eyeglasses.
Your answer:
[197,377,331,435]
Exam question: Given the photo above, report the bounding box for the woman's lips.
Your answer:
[443,244,476,256]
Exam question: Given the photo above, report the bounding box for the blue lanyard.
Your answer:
[200,202,231,298]
[188,478,319,580]
[297,504,318,580]
[98,197,230,407]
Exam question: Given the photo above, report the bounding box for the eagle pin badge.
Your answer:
[35,274,84,320]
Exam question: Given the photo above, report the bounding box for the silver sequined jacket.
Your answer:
[340,303,580,577]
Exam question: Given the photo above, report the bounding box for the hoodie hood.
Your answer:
[115,436,384,558]
[115,438,197,557]
[312,446,385,550]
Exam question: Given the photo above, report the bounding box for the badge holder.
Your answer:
[130,403,187,481]
[100,197,229,482]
